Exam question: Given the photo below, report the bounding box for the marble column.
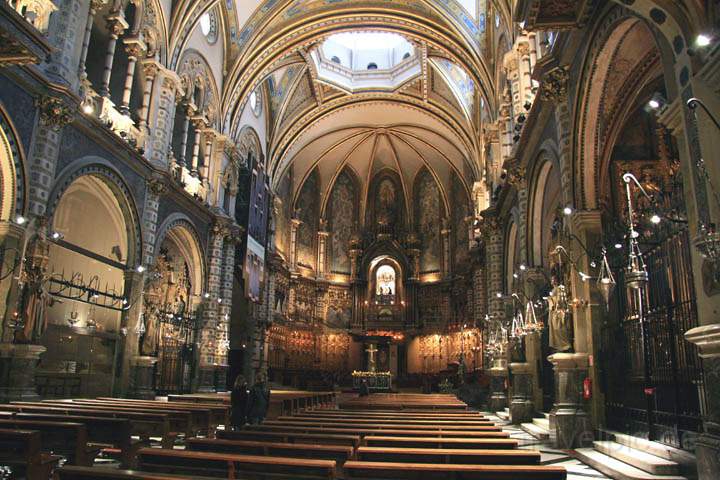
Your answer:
[197,220,227,392]
[509,362,534,424]
[119,37,145,115]
[547,352,592,449]
[99,12,128,98]
[137,60,158,133]
[78,0,105,81]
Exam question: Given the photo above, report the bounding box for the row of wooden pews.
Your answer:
[2,392,566,479]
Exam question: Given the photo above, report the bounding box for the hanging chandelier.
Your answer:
[523,300,543,333]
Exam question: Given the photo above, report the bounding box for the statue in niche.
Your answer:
[547,274,573,352]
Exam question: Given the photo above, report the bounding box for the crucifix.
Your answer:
[365,343,378,372]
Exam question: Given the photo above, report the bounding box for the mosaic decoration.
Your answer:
[296,170,319,270]
[329,170,357,274]
[431,58,475,118]
[415,169,442,273]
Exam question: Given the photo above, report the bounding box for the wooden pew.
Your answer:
[98,397,229,429]
[244,424,510,438]
[343,461,567,479]
[41,399,201,437]
[305,411,487,419]
[339,403,468,411]
[137,448,337,479]
[277,416,494,426]
[0,411,142,467]
[356,446,541,465]
[363,436,519,450]
[1,403,176,448]
[217,429,360,448]
[0,418,96,466]
[54,465,200,479]
[0,428,61,480]
[263,420,501,432]
[187,437,354,465]
[167,394,229,405]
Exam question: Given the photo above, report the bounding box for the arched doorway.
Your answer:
[142,221,204,395]
[38,174,136,397]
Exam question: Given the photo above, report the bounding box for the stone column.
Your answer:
[189,118,205,176]
[317,227,329,279]
[289,218,301,270]
[509,362,534,424]
[216,228,240,390]
[146,72,182,169]
[43,0,83,87]
[197,220,227,392]
[547,352,592,449]
[441,222,451,277]
[177,105,191,169]
[78,0,105,81]
[201,131,213,182]
[488,358,508,412]
[99,12,128,98]
[137,60,158,133]
[119,37,145,115]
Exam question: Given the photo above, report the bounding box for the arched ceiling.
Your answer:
[275,101,475,221]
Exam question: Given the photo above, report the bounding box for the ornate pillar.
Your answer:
[78,0,105,81]
[177,105,191,169]
[137,60,158,132]
[317,222,329,279]
[201,131,214,182]
[189,117,206,176]
[145,71,182,169]
[99,12,128,98]
[289,217,302,271]
[441,219,451,278]
[197,219,227,392]
[42,0,80,87]
[119,37,145,115]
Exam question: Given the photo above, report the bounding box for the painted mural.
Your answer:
[329,170,357,274]
[415,169,442,273]
[451,172,469,265]
[376,178,398,227]
[431,58,475,118]
[267,64,304,121]
[273,169,292,258]
[296,170,319,270]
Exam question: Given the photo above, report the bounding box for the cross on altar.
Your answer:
[365,343,378,372]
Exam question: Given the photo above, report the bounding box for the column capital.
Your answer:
[570,209,602,233]
[105,12,129,37]
[123,37,146,60]
[539,65,569,103]
[35,96,74,130]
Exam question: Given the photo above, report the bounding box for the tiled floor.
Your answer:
[486,413,611,480]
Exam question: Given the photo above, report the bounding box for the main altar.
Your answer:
[352,342,392,391]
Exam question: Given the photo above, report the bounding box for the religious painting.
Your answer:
[325,286,352,330]
[329,170,357,274]
[376,178,397,226]
[415,169,442,273]
[296,170,319,270]
[273,170,292,257]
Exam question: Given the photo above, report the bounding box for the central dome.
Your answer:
[311,31,420,92]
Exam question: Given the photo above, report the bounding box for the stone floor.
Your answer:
[485,413,611,480]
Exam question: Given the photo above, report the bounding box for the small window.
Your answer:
[249,89,262,117]
[200,13,211,36]
[367,62,378,70]
[331,56,341,64]
[402,52,411,60]
[199,10,218,44]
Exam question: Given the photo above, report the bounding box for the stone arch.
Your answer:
[47,158,142,268]
[574,7,666,210]
[0,103,27,221]
[237,125,263,164]
[176,48,220,126]
[528,148,562,268]
[504,214,519,292]
[153,214,206,297]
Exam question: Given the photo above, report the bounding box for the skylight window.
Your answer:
[313,31,421,92]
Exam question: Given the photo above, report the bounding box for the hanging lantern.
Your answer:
[597,247,616,309]
[510,310,525,339]
[524,300,543,333]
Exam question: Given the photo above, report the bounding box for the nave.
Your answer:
[0,392,576,480]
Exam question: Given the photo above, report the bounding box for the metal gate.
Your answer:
[600,229,706,449]
[156,313,198,394]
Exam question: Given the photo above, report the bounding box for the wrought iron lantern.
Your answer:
[597,247,616,310]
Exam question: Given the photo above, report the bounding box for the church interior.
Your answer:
[0,0,720,478]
